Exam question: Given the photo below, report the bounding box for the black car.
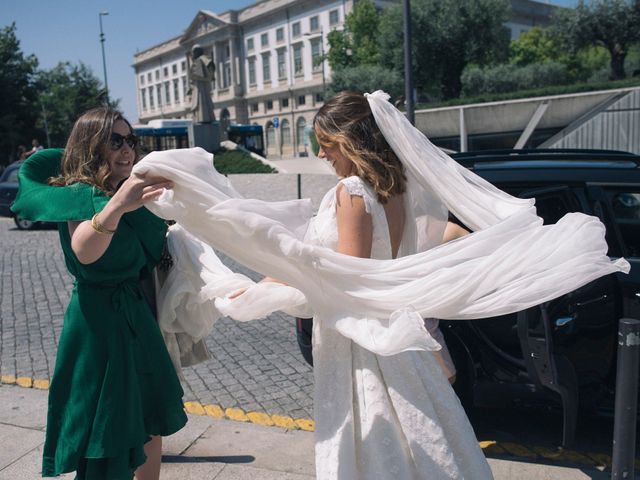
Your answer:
[295,148,640,447]
[0,161,50,230]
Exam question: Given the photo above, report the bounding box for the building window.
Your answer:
[251,103,259,113]
[281,119,291,145]
[248,57,256,85]
[310,16,319,32]
[276,27,284,42]
[247,37,254,51]
[147,72,152,83]
[181,61,186,72]
[140,74,145,85]
[266,100,273,110]
[292,22,300,37]
[277,49,287,79]
[262,54,271,82]
[223,61,231,88]
[296,117,307,148]
[182,76,187,97]
[141,90,147,110]
[155,70,160,80]
[172,64,177,75]
[329,9,339,25]
[315,92,324,103]
[298,94,306,106]
[261,33,268,47]
[156,85,162,106]
[163,67,169,77]
[173,79,179,104]
[266,123,276,148]
[281,97,289,108]
[293,45,303,76]
[311,39,322,72]
[149,87,155,108]
[165,82,171,104]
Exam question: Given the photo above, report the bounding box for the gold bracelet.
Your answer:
[91,213,116,235]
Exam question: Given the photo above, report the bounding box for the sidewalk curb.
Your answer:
[1,376,628,472]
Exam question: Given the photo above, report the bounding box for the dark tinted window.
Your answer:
[606,189,640,257]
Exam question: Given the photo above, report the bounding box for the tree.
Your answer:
[510,27,561,66]
[552,0,640,80]
[326,0,382,70]
[327,64,403,99]
[0,23,39,165]
[36,62,117,147]
[379,0,511,100]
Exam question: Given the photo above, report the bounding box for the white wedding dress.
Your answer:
[307,176,493,479]
[132,91,629,480]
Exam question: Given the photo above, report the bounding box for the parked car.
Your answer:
[295,148,640,446]
[0,161,51,230]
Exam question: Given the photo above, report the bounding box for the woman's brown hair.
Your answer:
[313,91,406,203]
[49,107,138,196]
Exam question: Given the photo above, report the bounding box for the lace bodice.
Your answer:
[305,176,393,260]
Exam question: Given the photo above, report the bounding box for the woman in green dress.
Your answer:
[12,108,187,479]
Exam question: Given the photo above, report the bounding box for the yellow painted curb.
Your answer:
[1,375,17,385]
[586,452,611,467]
[16,377,33,388]
[184,402,206,415]
[204,404,225,418]
[500,442,537,459]
[295,418,315,431]
[225,407,249,422]
[272,415,297,429]
[479,440,504,455]
[247,411,274,426]
[34,379,50,390]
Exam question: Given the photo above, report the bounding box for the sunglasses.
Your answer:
[110,132,137,151]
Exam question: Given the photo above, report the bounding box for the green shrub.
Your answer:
[213,148,276,174]
[415,77,640,110]
[462,62,572,96]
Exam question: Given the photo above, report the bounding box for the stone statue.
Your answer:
[188,44,216,123]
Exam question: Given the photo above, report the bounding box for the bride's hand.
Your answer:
[226,276,287,300]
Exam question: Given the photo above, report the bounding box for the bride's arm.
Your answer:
[335,183,373,258]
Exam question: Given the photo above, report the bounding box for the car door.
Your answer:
[519,186,619,396]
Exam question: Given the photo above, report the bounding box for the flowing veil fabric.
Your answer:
[134,91,629,358]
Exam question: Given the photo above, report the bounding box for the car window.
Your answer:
[517,186,580,225]
[606,189,640,258]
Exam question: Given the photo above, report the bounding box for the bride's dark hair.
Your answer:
[313,91,406,204]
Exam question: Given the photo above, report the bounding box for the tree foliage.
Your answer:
[327,64,403,99]
[36,62,116,147]
[378,0,511,100]
[552,0,640,80]
[510,27,561,66]
[326,0,381,70]
[0,23,39,165]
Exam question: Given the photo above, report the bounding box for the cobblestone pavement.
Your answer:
[0,173,338,421]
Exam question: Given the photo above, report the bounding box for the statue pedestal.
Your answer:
[188,122,221,153]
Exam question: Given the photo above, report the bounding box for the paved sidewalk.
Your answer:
[0,384,611,480]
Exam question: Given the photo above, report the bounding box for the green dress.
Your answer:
[12,149,188,479]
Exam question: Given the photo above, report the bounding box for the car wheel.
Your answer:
[14,216,35,230]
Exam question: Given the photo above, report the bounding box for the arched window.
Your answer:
[281,119,291,146]
[266,121,276,148]
[296,117,307,148]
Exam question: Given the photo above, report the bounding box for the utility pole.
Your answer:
[99,11,110,104]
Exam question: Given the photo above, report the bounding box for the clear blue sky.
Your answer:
[4,0,578,124]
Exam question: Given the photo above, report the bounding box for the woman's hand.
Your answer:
[227,276,286,300]
[109,173,173,215]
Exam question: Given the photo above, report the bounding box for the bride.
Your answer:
[134,91,629,480]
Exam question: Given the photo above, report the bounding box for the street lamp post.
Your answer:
[99,11,109,104]
[403,0,414,125]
